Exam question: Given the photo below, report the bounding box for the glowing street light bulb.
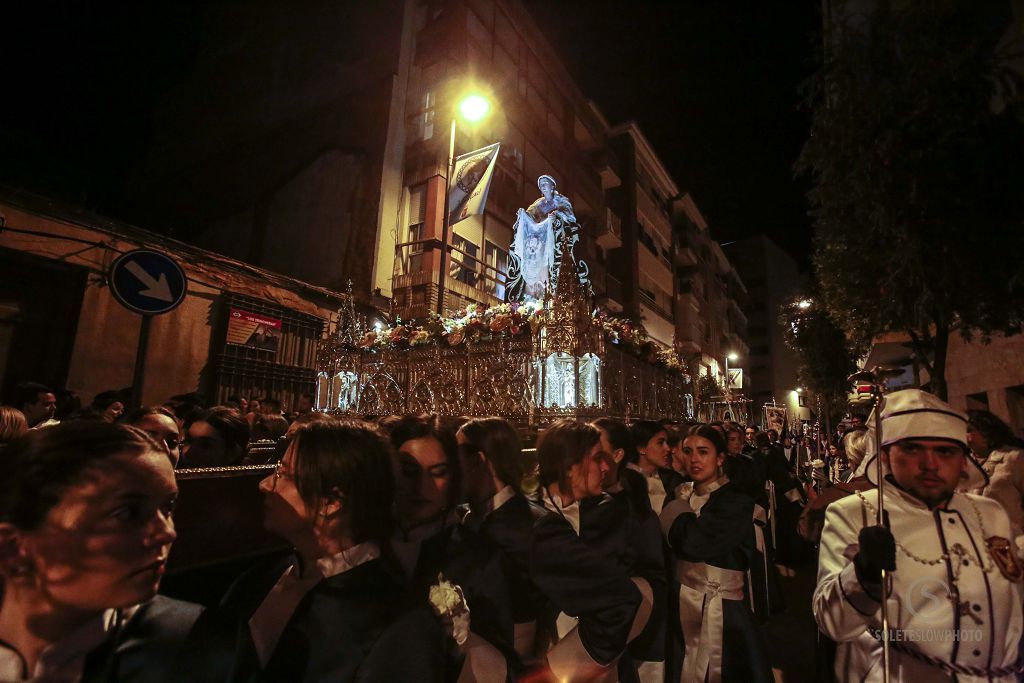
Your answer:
[459,94,490,122]
[797,299,813,310]
[728,352,739,361]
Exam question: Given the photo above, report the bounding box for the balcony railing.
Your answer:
[393,237,509,308]
[596,209,623,250]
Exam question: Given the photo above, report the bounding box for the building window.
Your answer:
[485,240,508,299]
[798,395,808,407]
[415,91,435,141]
[450,234,480,288]
[966,391,990,410]
[404,184,427,274]
[638,221,658,256]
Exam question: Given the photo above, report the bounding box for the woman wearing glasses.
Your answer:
[190,419,442,682]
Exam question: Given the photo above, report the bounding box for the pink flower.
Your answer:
[358,331,377,349]
[489,315,512,332]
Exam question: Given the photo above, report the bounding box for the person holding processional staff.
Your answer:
[814,388,1024,682]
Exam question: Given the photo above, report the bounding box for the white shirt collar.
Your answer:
[315,541,380,579]
[542,489,581,535]
[626,462,655,478]
[490,485,516,515]
[0,608,121,683]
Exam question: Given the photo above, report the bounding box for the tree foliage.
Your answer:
[779,295,860,425]
[695,372,725,408]
[798,1,1024,398]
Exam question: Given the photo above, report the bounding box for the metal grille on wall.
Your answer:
[214,293,325,410]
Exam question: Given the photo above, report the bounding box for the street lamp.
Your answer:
[437,91,492,314]
[797,299,812,310]
[724,352,739,393]
[458,94,490,122]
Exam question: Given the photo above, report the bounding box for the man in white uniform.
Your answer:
[814,389,1023,682]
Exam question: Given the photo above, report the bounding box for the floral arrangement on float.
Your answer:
[596,310,691,378]
[356,301,547,350]
[348,302,690,380]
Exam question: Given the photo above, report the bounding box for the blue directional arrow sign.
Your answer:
[109,249,188,315]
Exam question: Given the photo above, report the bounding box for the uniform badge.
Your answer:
[986,536,1024,583]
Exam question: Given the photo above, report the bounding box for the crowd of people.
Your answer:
[1,380,1023,682]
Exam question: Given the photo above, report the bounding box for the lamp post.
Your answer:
[724,352,739,395]
[723,351,739,421]
[436,93,491,315]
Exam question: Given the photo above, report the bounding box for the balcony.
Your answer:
[414,3,469,68]
[638,229,658,257]
[675,243,698,267]
[596,209,623,250]
[586,147,622,190]
[676,290,700,315]
[727,297,748,327]
[403,139,444,184]
[723,330,749,358]
[603,274,624,308]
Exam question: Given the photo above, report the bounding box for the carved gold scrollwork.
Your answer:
[469,347,533,417]
[358,367,405,416]
[605,348,625,416]
[408,348,465,415]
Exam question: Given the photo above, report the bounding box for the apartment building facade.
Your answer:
[129,0,747,370]
[723,235,802,420]
[673,195,750,384]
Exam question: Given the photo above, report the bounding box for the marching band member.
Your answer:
[798,428,873,547]
[965,409,1024,541]
[814,389,1024,682]
[659,425,773,683]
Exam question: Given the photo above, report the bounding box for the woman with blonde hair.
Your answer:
[0,406,28,447]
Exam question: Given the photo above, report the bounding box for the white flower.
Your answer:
[428,574,464,615]
[428,573,470,646]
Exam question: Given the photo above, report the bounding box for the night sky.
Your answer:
[0,1,820,266]
[522,0,822,267]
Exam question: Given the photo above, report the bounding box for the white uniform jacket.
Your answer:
[814,484,1023,682]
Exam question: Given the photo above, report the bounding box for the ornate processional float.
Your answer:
[315,175,694,425]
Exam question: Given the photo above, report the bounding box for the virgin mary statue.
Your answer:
[505,175,589,303]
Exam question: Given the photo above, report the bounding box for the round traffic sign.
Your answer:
[108,249,188,315]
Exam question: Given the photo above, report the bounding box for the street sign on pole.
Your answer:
[108,249,188,408]
[108,249,187,316]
